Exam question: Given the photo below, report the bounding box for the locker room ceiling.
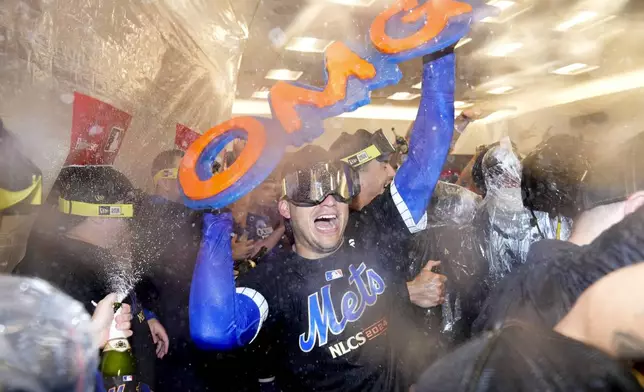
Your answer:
[232,0,644,124]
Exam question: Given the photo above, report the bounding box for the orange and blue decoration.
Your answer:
[179,0,492,209]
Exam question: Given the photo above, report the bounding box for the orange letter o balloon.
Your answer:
[179,117,266,201]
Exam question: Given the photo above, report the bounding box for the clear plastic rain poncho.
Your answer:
[407,181,487,344]
[475,137,572,288]
[0,275,98,392]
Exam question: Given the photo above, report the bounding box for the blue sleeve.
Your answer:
[391,52,455,232]
[143,309,157,321]
[189,212,269,351]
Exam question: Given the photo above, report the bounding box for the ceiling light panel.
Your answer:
[481,2,533,23]
[285,37,333,53]
[265,69,303,81]
[487,0,515,11]
[387,92,420,101]
[487,42,523,57]
[555,11,597,32]
[551,63,599,76]
[487,86,515,95]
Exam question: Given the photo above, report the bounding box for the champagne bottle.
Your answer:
[100,303,136,379]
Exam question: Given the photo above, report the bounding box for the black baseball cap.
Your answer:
[329,129,395,169]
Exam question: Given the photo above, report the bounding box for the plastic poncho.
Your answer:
[407,181,487,345]
[474,138,572,288]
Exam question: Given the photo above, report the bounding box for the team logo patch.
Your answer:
[356,151,370,163]
[99,206,123,216]
[123,375,133,382]
[325,269,343,281]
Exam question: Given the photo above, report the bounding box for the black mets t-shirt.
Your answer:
[237,189,420,392]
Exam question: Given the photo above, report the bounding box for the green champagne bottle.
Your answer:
[100,303,136,378]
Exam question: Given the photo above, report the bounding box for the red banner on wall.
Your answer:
[175,123,200,151]
[64,92,132,166]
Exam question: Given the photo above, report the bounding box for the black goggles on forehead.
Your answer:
[281,162,361,207]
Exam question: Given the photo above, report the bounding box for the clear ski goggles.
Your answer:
[281,161,361,207]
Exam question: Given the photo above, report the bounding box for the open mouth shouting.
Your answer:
[313,213,339,234]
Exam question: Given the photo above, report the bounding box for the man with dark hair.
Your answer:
[150,149,185,203]
[14,165,160,391]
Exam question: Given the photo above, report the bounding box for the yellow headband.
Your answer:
[153,168,178,185]
[58,197,133,218]
[0,175,42,211]
[341,145,382,168]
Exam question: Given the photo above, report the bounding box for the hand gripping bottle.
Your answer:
[100,303,137,389]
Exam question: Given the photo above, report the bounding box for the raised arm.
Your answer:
[392,52,455,233]
[189,212,268,350]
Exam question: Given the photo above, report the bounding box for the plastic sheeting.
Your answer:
[475,137,572,286]
[407,182,486,345]
[0,0,247,186]
[0,275,97,391]
[427,181,482,228]
[0,0,247,271]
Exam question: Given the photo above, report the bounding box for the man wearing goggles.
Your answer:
[278,147,360,258]
[190,52,457,391]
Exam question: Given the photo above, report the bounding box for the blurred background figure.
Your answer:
[151,149,185,203]
[0,119,42,272]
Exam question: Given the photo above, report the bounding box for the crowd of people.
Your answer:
[2,52,644,392]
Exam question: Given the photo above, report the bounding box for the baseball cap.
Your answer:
[329,129,395,169]
[580,131,644,210]
[55,166,137,218]
[415,322,642,392]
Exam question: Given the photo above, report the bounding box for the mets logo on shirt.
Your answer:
[299,262,386,358]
